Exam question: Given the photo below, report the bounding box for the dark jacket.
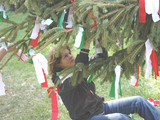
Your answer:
[52,49,105,120]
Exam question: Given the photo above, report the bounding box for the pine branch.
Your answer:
[1,0,160,84]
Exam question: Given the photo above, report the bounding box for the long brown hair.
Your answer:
[48,46,71,77]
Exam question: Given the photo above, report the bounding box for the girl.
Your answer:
[48,43,160,120]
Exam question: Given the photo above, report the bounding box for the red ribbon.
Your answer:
[148,98,160,105]
[41,68,48,88]
[66,28,73,30]
[90,22,98,28]
[88,11,97,20]
[150,50,159,79]
[16,53,28,62]
[134,66,139,87]
[30,32,40,47]
[47,87,60,120]
[88,11,98,28]
[139,0,146,23]
[71,0,75,3]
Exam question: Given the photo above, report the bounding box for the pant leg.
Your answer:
[104,96,160,120]
[90,113,131,120]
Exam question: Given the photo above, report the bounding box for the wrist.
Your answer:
[80,49,89,54]
[84,44,90,49]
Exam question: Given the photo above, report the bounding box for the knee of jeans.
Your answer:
[135,96,145,102]
[133,96,145,107]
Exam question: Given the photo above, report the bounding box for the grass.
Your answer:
[0,12,160,120]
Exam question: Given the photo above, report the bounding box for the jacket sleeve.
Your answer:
[75,49,89,64]
[58,77,75,94]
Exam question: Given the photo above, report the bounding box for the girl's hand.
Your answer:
[84,40,92,50]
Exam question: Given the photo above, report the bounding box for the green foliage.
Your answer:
[0,10,160,120]
[0,0,160,84]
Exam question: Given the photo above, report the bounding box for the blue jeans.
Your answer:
[89,96,160,120]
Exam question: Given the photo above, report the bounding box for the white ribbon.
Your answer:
[95,39,103,54]
[0,72,5,96]
[74,27,84,48]
[66,7,73,29]
[0,37,7,51]
[36,53,48,75]
[145,39,153,79]
[41,19,53,26]
[30,17,40,39]
[152,0,160,22]
[130,75,138,86]
[145,0,160,22]
[145,0,153,14]
[32,56,45,84]
[115,65,121,100]
[40,18,53,33]
[1,42,7,51]
[16,49,28,62]
[30,50,48,84]
[0,4,7,19]
[28,49,36,56]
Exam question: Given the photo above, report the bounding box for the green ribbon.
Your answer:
[87,73,94,83]
[0,12,3,22]
[27,52,33,64]
[74,30,84,49]
[5,41,8,46]
[0,11,9,22]
[78,31,84,49]
[56,10,66,32]
[109,74,122,98]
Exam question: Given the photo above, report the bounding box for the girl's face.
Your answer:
[58,49,75,69]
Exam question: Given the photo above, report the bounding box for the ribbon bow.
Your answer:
[47,87,60,120]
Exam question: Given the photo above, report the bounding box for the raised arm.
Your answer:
[75,41,91,64]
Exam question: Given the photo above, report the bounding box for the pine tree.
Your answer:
[0,0,159,86]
